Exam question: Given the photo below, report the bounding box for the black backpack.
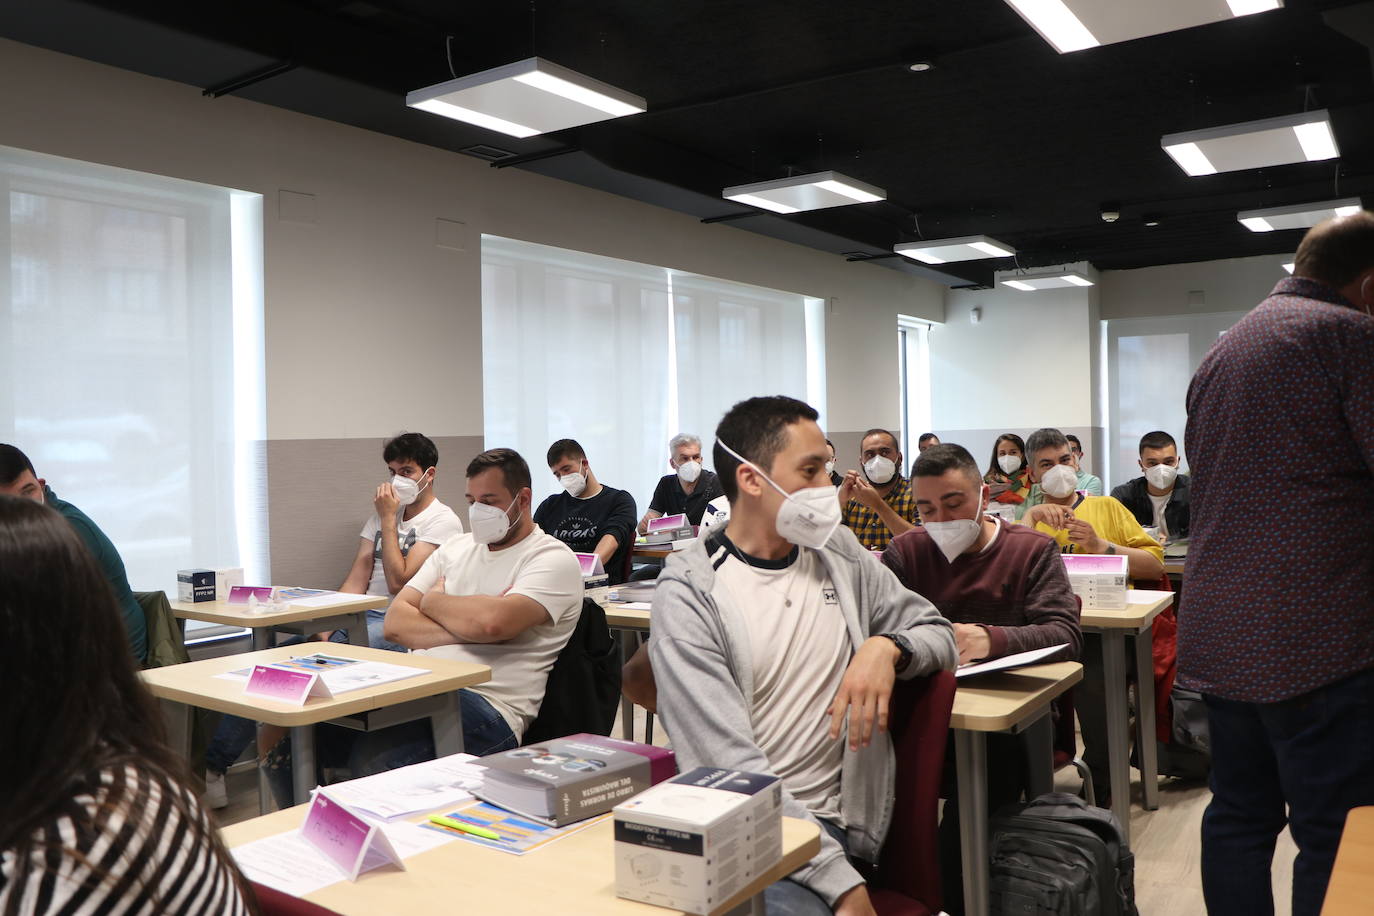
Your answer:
[1159,686,1211,781]
[523,598,622,744]
[989,792,1138,916]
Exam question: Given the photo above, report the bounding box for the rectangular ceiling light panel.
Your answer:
[1007,0,1282,53]
[722,171,886,214]
[407,57,646,138]
[1237,197,1363,232]
[1162,109,1338,176]
[894,235,1016,264]
[996,266,1095,291]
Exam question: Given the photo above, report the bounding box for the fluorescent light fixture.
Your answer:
[1005,0,1282,53]
[1162,109,1339,176]
[996,263,1096,291]
[894,235,1016,264]
[723,170,886,214]
[406,57,645,138]
[1237,198,1364,232]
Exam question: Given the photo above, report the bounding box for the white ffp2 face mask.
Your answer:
[391,471,429,507]
[717,440,842,550]
[997,453,1021,475]
[924,518,983,563]
[1144,463,1178,490]
[825,460,836,476]
[863,455,896,485]
[470,498,521,545]
[676,459,702,484]
[1040,464,1078,498]
[559,470,588,497]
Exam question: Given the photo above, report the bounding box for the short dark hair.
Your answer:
[466,447,532,495]
[0,444,36,487]
[714,396,820,502]
[1294,211,1374,288]
[1025,428,1070,461]
[917,432,939,446]
[546,438,586,467]
[987,433,1027,478]
[383,432,438,470]
[1066,434,1082,451]
[861,428,900,452]
[1139,430,1177,454]
[913,443,982,486]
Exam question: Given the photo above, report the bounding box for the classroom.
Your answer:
[2,3,1373,915]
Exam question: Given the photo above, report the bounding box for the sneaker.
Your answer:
[203,770,228,809]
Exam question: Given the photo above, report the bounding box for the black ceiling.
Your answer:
[5,0,1374,287]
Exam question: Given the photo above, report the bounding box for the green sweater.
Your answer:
[45,485,147,662]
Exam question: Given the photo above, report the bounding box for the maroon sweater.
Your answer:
[882,520,1081,662]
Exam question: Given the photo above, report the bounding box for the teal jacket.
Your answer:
[45,485,147,662]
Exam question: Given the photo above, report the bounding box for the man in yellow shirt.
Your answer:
[1020,427,1163,805]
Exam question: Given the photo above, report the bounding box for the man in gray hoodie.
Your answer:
[650,396,957,916]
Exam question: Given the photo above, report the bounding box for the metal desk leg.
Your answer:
[617,629,636,741]
[1101,631,1133,846]
[290,725,317,806]
[431,692,466,756]
[1133,625,1160,811]
[1023,711,1054,798]
[255,723,274,815]
[344,612,368,647]
[251,626,271,651]
[955,729,990,916]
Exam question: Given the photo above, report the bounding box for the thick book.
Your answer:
[474,734,677,826]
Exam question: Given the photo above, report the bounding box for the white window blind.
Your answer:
[1,145,266,596]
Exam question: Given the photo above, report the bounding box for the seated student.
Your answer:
[882,444,1081,914]
[535,439,637,584]
[839,427,919,551]
[0,443,146,664]
[1110,430,1190,541]
[1020,433,1104,517]
[651,396,957,916]
[917,432,941,453]
[826,438,843,487]
[1019,427,1164,802]
[983,433,1032,510]
[0,496,251,914]
[637,433,725,533]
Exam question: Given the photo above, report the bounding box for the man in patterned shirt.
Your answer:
[839,428,919,551]
[1181,211,1374,916]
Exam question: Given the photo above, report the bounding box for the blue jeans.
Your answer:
[1201,667,1374,916]
[763,818,850,915]
[365,608,408,653]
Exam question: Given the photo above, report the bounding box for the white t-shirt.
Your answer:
[713,541,849,824]
[358,499,465,597]
[1147,491,1172,539]
[406,526,583,737]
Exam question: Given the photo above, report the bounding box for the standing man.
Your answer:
[1110,431,1190,541]
[839,428,919,551]
[535,438,637,584]
[1181,211,1374,916]
[638,433,724,533]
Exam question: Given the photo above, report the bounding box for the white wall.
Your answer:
[1099,252,1291,320]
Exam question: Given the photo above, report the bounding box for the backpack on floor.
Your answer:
[989,792,1138,916]
[1159,686,1211,780]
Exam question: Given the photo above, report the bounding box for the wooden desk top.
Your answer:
[631,546,675,559]
[170,593,388,628]
[950,661,1083,732]
[140,643,489,727]
[1323,807,1374,915]
[604,604,652,630]
[1078,589,1174,630]
[222,805,821,916]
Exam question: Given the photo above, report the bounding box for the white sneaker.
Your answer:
[204,771,228,809]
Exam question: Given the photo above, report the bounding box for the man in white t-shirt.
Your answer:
[385,447,584,752]
[335,432,464,650]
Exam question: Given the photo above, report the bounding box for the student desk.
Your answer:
[141,644,489,811]
[631,545,675,560]
[222,804,822,916]
[170,593,388,651]
[1162,557,1186,578]
[1079,588,1174,844]
[951,661,1083,916]
[603,600,653,743]
[1323,807,1374,915]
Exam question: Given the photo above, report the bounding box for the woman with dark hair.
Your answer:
[985,433,1031,507]
[0,496,253,914]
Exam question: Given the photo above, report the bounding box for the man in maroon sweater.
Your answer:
[883,443,1080,915]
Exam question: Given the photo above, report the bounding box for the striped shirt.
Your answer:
[0,764,250,915]
[841,475,919,551]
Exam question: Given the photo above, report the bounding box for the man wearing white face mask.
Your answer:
[534,439,637,584]
[1110,430,1190,541]
[651,396,956,916]
[637,432,724,534]
[883,443,1079,914]
[839,428,919,552]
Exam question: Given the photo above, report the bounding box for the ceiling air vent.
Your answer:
[461,144,515,162]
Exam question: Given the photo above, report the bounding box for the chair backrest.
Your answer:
[135,590,189,670]
[251,881,344,916]
[522,597,622,744]
[874,669,957,912]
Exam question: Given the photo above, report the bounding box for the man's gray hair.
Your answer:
[668,433,701,454]
[1025,427,1070,459]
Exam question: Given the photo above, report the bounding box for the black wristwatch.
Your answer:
[879,633,914,674]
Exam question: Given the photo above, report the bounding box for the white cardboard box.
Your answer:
[214,567,244,601]
[614,767,782,914]
[1063,554,1129,609]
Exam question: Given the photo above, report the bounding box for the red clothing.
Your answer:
[882,519,1081,662]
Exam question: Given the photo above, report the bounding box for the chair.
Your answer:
[250,882,343,916]
[867,669,957,916]
[136,591,217,785]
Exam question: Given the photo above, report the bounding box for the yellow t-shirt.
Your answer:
[1022,494,1164,564]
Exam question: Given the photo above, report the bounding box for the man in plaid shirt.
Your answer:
[839,428,919,551]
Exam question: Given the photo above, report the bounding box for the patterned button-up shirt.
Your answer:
[842,474,919,551]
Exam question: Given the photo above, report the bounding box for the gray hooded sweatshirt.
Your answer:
[649,525,957,906]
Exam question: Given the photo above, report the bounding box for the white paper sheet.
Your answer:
[611,601,653,610]
[233,819,456,896]
[214,655,426,694]
[287,591,371,609]
[319,753,485,820]
[955,643,1069,679]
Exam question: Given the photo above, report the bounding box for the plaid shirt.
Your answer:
[842,475,919,551]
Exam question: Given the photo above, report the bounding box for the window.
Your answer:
[481,236,824,506]
[897,317,932,464]
[1,145,266,604]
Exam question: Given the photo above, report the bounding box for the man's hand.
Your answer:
[850,475,886,512]
[418,576,446,613]
[838,470,861,505]
[834,884,878,916]
[1026,503,1073,529]
[1065,517,1107,553]
[827,637,899,751]
[953,623,991,665]
[374,483,401,519]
